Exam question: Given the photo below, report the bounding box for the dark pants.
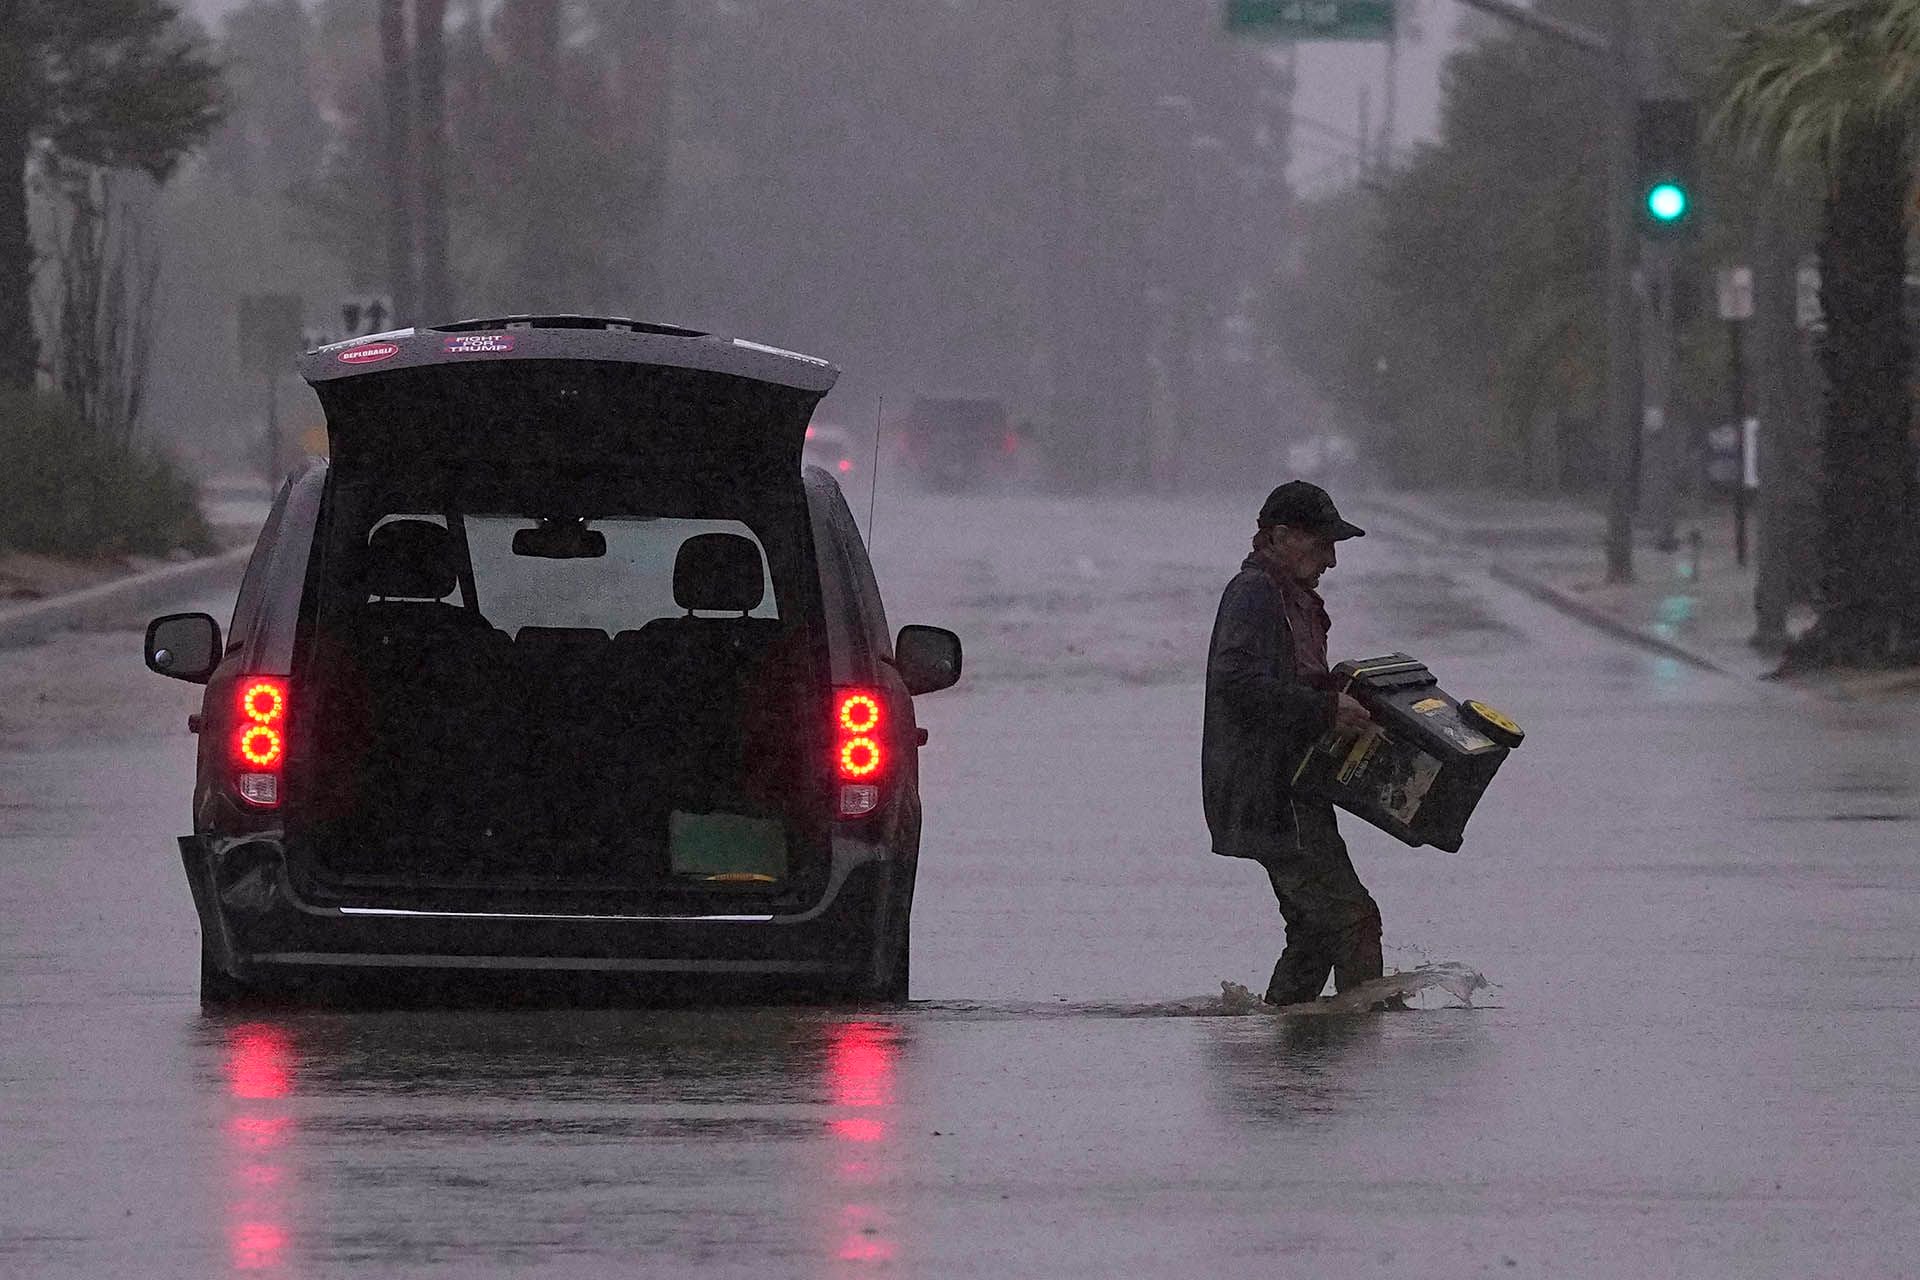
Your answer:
[1263,800,1383,1005]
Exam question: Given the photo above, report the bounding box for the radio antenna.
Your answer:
[865,395,884,548]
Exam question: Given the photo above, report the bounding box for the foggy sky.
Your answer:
[184,0,1460,193]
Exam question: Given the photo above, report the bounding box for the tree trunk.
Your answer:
[499,0,561,311]
[379,0,417,326]
[0,82,37,391]
[413,0,451,323]
[1786,117,1920,669]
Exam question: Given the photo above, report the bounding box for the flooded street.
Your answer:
[4,492,1917,1277]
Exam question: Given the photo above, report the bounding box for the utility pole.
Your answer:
[1381,5,1400,168]
[1047,0,1086,489]
[1358,85,1373,176]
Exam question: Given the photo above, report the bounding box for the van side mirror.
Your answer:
[145,612,222,684]
[894,625,961,696]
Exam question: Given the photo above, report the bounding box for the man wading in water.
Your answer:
[1202,481,1383,1006]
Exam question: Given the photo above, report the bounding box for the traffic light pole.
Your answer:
[1602,1,1640,581]
[1640,239,1679,552]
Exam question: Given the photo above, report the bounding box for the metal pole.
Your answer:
[264,374,280,484]
[1048,0,1082,488]
[1602,0,1639,581]
[1451,0,1609,51]
[1642,242,1677,552]
[1381,17,1399,170]
[1727,316,1749,566]
[1358,85,1372,176]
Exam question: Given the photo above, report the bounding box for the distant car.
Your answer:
[144,315,963,1006]
[906,395,1015,492]
[803,422,860,478]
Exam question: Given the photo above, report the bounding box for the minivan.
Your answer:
[145,316,961,1004]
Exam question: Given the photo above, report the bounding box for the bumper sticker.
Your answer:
[336,342,400,365]
[442,333,515,354]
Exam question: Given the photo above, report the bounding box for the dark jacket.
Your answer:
[1202,558,1337,861]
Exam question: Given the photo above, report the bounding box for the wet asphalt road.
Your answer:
[2,493,1917,1278]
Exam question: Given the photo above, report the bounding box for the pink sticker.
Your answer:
[442,333,515,354]
[337,342,400,366]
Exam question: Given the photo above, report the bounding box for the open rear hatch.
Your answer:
[306,318,836,492]
[287,319,843,911]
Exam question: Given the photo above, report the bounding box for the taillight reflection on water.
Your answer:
[824,1022,900,1264]
[223,1023,297,1272]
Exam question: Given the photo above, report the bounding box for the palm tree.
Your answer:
[1716,0,1920,668]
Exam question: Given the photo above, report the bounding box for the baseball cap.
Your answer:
[1257,480,1365,540]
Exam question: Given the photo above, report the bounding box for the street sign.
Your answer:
[339,294,396,338]
[1795,262,1823,331]
[1225,0,1395,40]
[1716,266,1754,321]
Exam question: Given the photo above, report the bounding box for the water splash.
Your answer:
[1218,962,1489,1016]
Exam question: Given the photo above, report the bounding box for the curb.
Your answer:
[1357,496,1737,678]
[1356,495,1605,551]
[1485,562,1729,676]
[0,544,253,651]
[1353,496,1455,545]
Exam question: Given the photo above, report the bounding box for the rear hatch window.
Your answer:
[295,492,828,903]
[288,340,838,905]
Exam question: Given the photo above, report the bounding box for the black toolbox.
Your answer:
[1292,654,1523,852]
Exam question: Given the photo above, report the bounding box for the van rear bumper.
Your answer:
[181,834,901,987]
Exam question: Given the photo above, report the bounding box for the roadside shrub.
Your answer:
[0,388,212,559]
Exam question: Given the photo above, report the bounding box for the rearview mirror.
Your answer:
[145,612,222,684]
[512,519,606,559]
[894,625,961,696]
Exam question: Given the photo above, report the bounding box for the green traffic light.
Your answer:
[1647,182,1689,223]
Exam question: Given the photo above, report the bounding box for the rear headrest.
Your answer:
[673,533,765,614]
[366,519,456,600]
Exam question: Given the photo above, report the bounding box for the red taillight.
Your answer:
[233,676,288,807]
[238,724,282,767]
[838,693,881,734]
[840,737,881,778]
[834,689,886,816]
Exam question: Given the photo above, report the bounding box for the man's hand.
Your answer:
[1333,692,1373,735]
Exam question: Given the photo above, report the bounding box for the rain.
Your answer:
[2,1,1918,1276]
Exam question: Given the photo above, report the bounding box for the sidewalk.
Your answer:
[0,473,272,650]
[1358,489,1920,700]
